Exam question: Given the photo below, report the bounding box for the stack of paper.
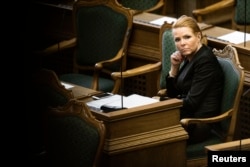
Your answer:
[86,94,159,112]
[217,31,250,44]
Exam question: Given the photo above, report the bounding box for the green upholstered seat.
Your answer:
[234,0,250,25]
[186,135,221,159]
[32,69,73,108]
[181,45,245,165]
[46,100,106,167]
[186,47,243,159]
[43,0,162,95]
[58,0,133,93]
[159,27,176,89]
[29,68,74,166]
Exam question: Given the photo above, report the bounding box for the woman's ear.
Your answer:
[201,34,208,45]
[197,32,202,40]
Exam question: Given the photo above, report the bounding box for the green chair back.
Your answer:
[48,116,99,167]
[159,27,176,89]
[46,100,106,167]
[186,45,245,160]
[60,0,133,93]
[75,5,129,67]
[28,68,74,165]
[119,0,160,10]
[32,69,73,108]
[234,0,250,25]
[217,55,240,132]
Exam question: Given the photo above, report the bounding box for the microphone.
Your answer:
[243,0,247,47]
[119,28,132,110]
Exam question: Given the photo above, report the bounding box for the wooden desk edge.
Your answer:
[205,138,250,151]
[92,98,183,121]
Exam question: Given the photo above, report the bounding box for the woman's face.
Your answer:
[172,27,201,58]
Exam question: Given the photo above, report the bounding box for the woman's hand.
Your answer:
[169,51,184,77]
[170,51,184,66]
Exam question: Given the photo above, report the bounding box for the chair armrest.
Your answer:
[127,1,165,14]
[111,62,162,79]
[180,109,233,128]
[95,48,125,70]
[193,0,234,18]
[41,38,77,56]
[145,1,164,13]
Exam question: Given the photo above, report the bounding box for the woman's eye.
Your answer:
[183,35,191,39]
[175,38,180,42]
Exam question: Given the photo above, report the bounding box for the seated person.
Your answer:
[165,15,224,143]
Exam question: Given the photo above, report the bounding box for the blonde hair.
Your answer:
[172,15,207,45]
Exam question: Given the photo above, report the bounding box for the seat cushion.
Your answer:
[60,73,114,92]
[187,135,221,159]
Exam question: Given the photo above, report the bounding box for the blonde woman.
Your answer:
[166,15,224,143]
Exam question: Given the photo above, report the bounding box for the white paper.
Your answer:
[217,31,250,44]
[86,94,159,111]
[150,17,177,26]
[104,94,159,109]
[61,82,74,89]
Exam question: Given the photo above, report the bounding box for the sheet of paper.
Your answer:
[105,94,159,108]
[86,94,159,111]
[61,82,74,89]
[217,31,250,44]
[150,17,177,26]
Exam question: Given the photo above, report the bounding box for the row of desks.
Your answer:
[131,12,250,69]
[129,12,250,93]
[31,1,250,70]
[30,2,250,95]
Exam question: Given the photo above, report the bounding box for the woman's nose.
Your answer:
[180,39,185,45]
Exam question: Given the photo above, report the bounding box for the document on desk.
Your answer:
[217,31,250,44]
[150,16,177,25]
[86,94,159,112]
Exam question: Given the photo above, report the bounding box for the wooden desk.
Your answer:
[202,27,250,71]
[131,13,250,91]
[130,13,162,62]
[31,2,250,72]
[205,138,250,151]
[93,99,188,167]
[69,84,188,167]
[131,13,250,71]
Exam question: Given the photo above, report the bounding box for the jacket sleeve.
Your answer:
[165,74,179,97]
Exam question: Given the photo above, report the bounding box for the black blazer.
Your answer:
[166,45,224,119]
